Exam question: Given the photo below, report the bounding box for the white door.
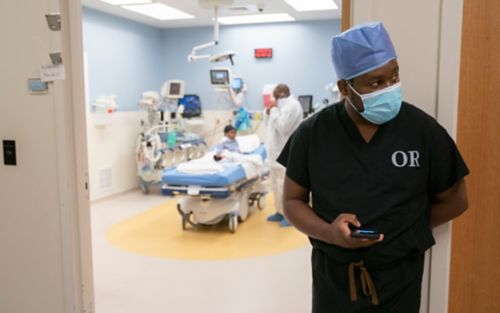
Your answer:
[0,0,93,312]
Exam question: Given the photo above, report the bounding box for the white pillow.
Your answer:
[236,134,261,153]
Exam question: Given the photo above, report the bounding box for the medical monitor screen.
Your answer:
[298,95,313,114]
[231,78,242,90]
[163,80,185,99]
[210,69,230,85]
[169,82,181,96]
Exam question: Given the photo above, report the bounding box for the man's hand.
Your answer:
[283,177,384,249]
[265,103,276,115]
[265,98,277,115]
[321,213,384,249]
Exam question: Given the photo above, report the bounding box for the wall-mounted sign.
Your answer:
[254,48,273,59]
[28,78,49,94]
[40,64,66,82]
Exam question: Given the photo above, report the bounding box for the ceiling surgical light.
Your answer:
[209,51,236,64]
[188,0,236,65]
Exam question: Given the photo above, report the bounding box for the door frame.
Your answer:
[429,1,464,312]
[59,0,94,312]
[62,0,464,312]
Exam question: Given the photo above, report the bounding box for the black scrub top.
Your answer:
[277,101,469,266]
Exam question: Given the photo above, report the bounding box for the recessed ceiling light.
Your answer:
[100,0,151,5]
[122,3,195,21]
[218,13,295,25]
[284,0,338,12]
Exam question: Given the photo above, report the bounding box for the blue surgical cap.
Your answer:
[331,22,397,80]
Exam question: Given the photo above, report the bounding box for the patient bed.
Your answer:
[161,138,269,233]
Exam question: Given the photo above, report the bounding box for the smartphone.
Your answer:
[350,228,381,239]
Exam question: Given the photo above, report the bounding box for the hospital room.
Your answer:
[13,0,489,312]
[2,0,499,312]
[83,1,340,312]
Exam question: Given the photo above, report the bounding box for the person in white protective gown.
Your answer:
[264,84,303,227]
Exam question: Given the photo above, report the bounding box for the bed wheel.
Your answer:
[140,181,150,194]
[182,214,187,230]
[257,194,266,210]
[177,203,187,230]
[229,214,238,233]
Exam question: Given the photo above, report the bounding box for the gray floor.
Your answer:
[91,189,312,313]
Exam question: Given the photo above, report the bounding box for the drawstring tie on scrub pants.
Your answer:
[348,260,379,305]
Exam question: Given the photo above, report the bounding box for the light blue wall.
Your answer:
[82,7,341,111]
[82,8,165,111]
[162,20,341,110]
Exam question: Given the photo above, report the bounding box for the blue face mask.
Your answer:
[346,82,402,124]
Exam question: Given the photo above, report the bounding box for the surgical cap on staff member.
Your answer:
[331,22,397,80]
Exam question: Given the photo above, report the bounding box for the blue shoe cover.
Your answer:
[279,218,292,227]
[267,212,284,222]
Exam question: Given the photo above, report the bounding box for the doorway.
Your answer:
[76,1,343,312]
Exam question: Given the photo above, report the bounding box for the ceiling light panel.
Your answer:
[284,0,338,12]
[218,13,295,25]
[122,3,195,21]
[100,0,151,5]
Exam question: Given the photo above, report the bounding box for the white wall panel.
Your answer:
[0,0,66,312]
[350,1,463,312]
[352,0,441,116]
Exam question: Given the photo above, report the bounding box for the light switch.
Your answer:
[3,140,16,166]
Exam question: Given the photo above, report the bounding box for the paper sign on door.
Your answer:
[40,64,66,82]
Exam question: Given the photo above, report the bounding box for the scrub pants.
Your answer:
[270,161,286,215]
[311,248,424,313]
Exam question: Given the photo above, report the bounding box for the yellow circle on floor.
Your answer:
[107,193,309,260]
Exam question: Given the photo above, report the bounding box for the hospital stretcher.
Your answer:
[161,145,269,233]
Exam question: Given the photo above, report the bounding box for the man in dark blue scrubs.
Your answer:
[278,22,469,312]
